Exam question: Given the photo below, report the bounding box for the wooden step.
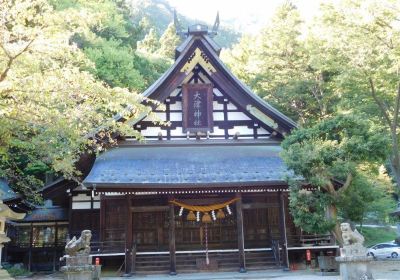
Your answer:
[134,250,279,274]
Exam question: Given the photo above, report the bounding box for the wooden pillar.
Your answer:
[278,191,289,270]
[99,194,105,243]
[236,193,246,273]
[53,222,58,271]
[168,197,177,275]
[28,223,33,272]
[123,195,133,276]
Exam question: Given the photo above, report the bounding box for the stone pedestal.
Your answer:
[335,255,374,280]
[61,256,95,280]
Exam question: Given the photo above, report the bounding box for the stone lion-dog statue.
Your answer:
[340,222,366,256]
[65,229,92,256]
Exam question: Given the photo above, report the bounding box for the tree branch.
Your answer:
[338,173,353,194]
[326,181,337,197]
[393,82,400,130]
[0,39,34,83]
[369,77,392,126]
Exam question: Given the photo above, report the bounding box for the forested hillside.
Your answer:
[125,0,240,48]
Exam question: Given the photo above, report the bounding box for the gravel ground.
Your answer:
[21,260,400,280]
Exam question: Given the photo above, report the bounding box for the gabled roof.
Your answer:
[136,33,297,136]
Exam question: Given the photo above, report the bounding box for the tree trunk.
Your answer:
[390,156,400,192]
[327,204,343,246]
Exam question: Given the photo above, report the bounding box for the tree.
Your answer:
[281,114,389,243]
[157,22,181,59]
[221,35,258,87]
[225,1,338,124]
[314,0,400,192]
[0,0,149,202]
[84,38,145,91]
[337,172,395,226]
[137,28,160,54]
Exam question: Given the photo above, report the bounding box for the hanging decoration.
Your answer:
[169,198,238,213]
[226,205,232,215]
[169,197,238,222]
[202,212,212,223]
[169,197,239,267]
[216,208,225,219]
[187,211,196,221]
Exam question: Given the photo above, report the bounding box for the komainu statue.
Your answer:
[65,230,92,256]
[340,222,366,256]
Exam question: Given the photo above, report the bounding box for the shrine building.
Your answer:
[4,22,339,274]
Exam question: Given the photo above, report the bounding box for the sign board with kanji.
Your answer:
[182,83,214,133]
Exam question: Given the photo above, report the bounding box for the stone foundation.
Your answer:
[336,255,374,280]
[61,256,95,280]
[65,255,92,266]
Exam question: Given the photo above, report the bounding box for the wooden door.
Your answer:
[244,208,271,248]
[133,211,168,251]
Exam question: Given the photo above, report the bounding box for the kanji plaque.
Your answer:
[182,83,214,133]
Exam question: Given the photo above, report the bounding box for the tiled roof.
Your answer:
[23,200,68,222]
[83,145,293,188]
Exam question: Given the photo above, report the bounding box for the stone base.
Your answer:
[62,270,93,280]
[65,255,92,266]
[61,265,95,280]
[336,256,373,280]
[0,269,14,280]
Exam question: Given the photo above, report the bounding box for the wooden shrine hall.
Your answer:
[4,20,338,275]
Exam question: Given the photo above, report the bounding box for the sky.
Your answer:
[167,0,329,33]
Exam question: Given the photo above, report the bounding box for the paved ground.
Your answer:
[19,270,337,280]
[21,260,400,280]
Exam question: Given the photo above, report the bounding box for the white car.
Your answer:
[367,243,400,259]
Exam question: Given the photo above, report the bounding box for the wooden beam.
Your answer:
[130,206,168,212]
[53,222,58,271]
[242,202,279,209]
[278,191,289,270]
[124,195,134,276]
[236,193,246,273]
[169,197,177,275]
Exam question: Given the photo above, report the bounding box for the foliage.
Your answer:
[157,23,181,59]
[54,0,171,91]
[289,183,335,234]
[338,172,396,225]
[357,226,398,247]
[6,266,31,277]
[282,114,389,186]
[137,28,160,54]
[314,0,400,192]
[84,38,145,91]
[282,114,390,239]
[134,52,170,88]
[0,0,150,202]
[224,2,338,124]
